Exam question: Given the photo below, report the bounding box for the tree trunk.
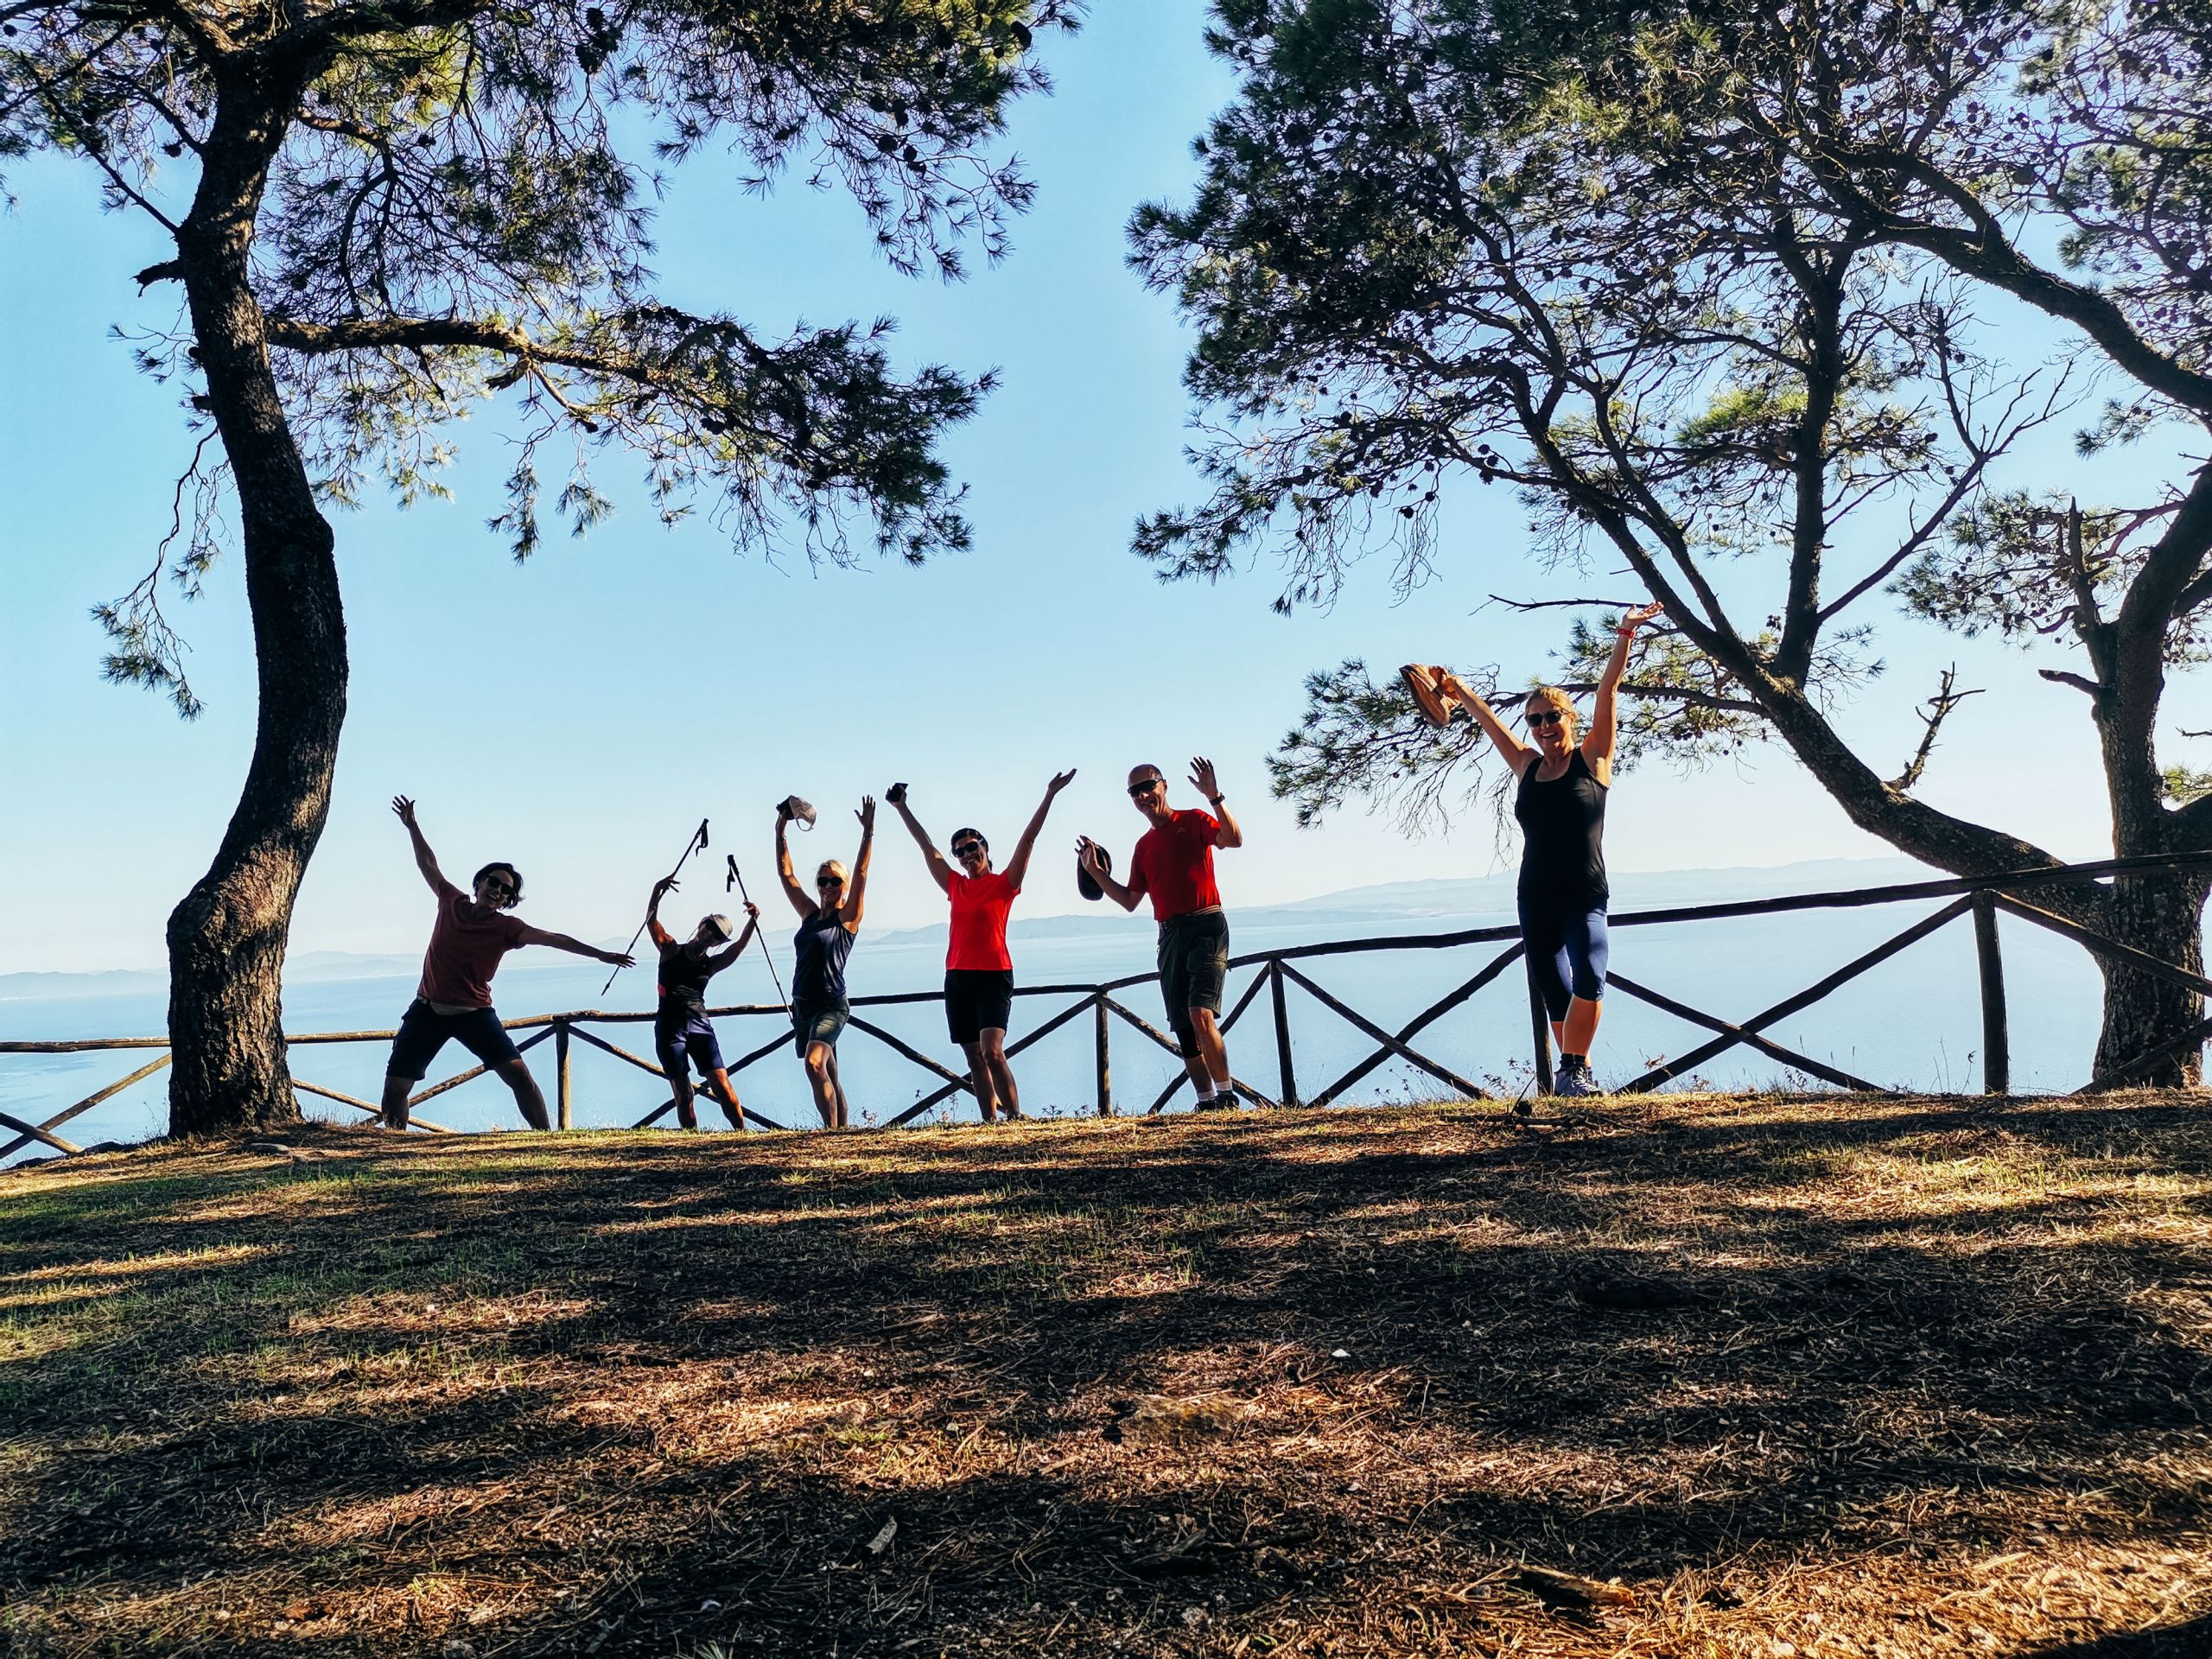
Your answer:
[2089,868,2209,1087]
[164,84,347,1139]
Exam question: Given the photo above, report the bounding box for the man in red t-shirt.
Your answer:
[889,770,1075,1122]
[378,797,634,1131]
[1077,758,1245,1110]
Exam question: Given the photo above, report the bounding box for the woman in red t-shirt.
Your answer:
[888,770,1075,1122]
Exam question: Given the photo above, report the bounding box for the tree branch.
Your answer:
[1888,664,1982,791]
[1558,679,1763,716]
[2039,668,2103,696]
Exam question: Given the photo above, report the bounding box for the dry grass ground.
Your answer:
[2,1093,2209,1659]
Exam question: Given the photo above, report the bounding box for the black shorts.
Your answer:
[386,999,521,1083]
[944,969,1014,1045]
[792,999,849,1057]
[655,1008,727,1079]
[1158,909,1230,1047]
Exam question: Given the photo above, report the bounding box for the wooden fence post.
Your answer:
[556,1020,573,1130]
[1269,960,1300,1110]
[1971,891,2009,1096]
[1526,956,1555,1096]
[1094,995,1112,1117]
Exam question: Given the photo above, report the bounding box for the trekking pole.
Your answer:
[601,818,709,997]
[726,854,789,1008]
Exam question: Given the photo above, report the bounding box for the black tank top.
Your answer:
[792,908,856,1004]
[1514,749,1609,905]
[657,940,718,1016]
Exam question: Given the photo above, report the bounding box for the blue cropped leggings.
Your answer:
[1518,895,1610,1023]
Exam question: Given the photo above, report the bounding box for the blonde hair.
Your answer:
[817,859,849,887]
[1524,684,1579,732]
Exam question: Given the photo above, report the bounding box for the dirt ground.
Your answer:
[2,1092,2209,1657]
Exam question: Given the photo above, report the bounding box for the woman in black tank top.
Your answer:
[775,795,874,1128]
[1403,601,1661,1096]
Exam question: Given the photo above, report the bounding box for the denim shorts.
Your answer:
[791,999,849,1057]
[386,999,522,1082]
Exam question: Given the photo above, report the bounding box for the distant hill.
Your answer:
[867,857,1932,947]
[1,857,1937,998]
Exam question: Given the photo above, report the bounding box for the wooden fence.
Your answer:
[7,851,2212,1160]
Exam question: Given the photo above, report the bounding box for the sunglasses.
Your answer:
[817,874,844,888]
[1128,779,1163,798]
[1527,709,1565,728]
[480,875,514,895]
[951,842,985,859]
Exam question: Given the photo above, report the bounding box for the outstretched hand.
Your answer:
[391,795,418,828]
[1619,601,1664,631]
[856,795,876,833]
[601,949,637,968]
[1047,767,1077,795]
[1188,756,1221,800]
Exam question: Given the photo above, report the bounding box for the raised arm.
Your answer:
[773,813,813,919]
[1188,758,1243,850]
[515,925,632,967]
[1584,602,1662,783]
[836,798,876,928]
[1002,769,1076,891]
[645,876,678,949]
[705,902,761,972]
[391,796,451,895]
[890,792,954,896]
[1077,836,1145,913]
[1434,670,1537,772]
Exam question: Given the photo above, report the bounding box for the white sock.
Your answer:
[1192,1078,1215,1102]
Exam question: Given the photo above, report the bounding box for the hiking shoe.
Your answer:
[1555,1058,1605,1098]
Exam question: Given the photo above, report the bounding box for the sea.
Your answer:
[0,858,2112,1166]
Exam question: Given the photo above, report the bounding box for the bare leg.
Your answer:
[962,1040,1001,1122]
[826,1047,850,1129]
[496,1057,552,1130]
[379,1072,413,1130]
[981,1030,1019,1119]
[804,1044,838,1128]
[703,1067,746,1129]
[669,1068,700,1131]
[1188,1007,1231,1097]
[1560,996,1602,1061]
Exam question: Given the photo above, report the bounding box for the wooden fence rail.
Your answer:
[10,849,2212,1160]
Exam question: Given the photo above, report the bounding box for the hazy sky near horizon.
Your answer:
[4,2,2209,976]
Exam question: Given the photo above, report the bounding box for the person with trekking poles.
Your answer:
[887,770,1078,1124]
[776,796,874,1129]
[644,876,761,1131]
[1401,601,1664,1096]
[1077,759,1245,1111]
[378,796,633,1130]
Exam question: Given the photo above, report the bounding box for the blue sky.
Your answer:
[3,1,2204,976]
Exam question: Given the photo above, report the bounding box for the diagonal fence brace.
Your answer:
[1621,895,1975,1093]
[1275,962,1489,1103]
[1605,974,1888,1095]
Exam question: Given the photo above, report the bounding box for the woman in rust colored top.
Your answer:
[888,770,1075,1123]
[378,797,632,1131]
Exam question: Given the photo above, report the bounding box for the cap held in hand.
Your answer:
[777,796,817,830]
[1077,842,1113,902]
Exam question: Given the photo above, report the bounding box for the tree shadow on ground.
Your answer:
[1,1093,2208,1656]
